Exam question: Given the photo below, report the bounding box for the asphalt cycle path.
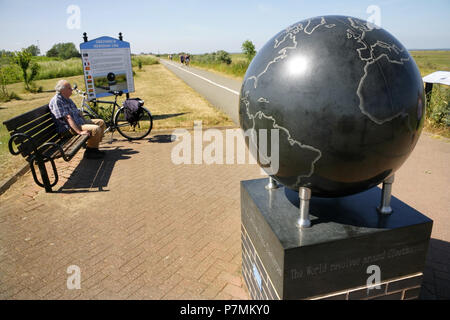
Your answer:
[160,59,241,125]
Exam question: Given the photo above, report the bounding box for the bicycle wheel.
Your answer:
[114,106,153,140]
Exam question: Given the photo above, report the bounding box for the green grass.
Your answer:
[36,58,84,80]
[410,50,450,77]
[410,51,450,137]
[131,55,159,68]
[168,53,250,79]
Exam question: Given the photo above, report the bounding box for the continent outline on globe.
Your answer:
[239,15,425,197]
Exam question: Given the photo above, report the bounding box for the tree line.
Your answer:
[0,42,81,101]
[1,42,80,60]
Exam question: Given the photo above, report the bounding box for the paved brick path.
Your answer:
[0,130,448,299]
[0,130,263,299]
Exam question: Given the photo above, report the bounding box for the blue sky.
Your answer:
[1,0,449,54]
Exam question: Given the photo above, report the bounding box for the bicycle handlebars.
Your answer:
[73,83,125,101]
[73,87,87,97]
[73,85,123,98]
[109,90,123,96]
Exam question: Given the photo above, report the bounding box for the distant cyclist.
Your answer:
[185,54,190,66]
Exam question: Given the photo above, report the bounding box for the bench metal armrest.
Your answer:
[29,157,59,189]
[8,132,38,156]
[41,141,72,162]
[9,132,59,190]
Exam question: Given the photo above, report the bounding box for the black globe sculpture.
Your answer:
[239,15,425,198]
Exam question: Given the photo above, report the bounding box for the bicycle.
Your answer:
[73,84,153,140]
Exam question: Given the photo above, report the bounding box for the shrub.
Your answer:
[0,65,21,101]
[8,91,22,100]
[0,64,13,98]
[187,52,250,78]
[427,85,450,127]
[90,103,112,122]
[13,50,40,92]
[131,55,159,67]
[242,40,256,61]
[46,43,81,59]
[230,60,250,77]
[25,44,40,56]
[216,50,232,65]
[0,91,22,102]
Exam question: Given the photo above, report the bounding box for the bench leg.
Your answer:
[30,158,53,192]
[37,161,53,193]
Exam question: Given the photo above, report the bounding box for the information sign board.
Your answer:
[80,36,134,100]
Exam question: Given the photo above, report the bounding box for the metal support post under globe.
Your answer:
[297,187,312,228]
[265,176,279,190]
[378,175,395,215]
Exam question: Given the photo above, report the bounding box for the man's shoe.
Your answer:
[94,149,106,155]
[86,147,105,155]
[84,149,104,159]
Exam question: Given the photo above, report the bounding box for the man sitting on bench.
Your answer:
[49,80,106,159]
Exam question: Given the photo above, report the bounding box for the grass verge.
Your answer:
[167,53,247,81]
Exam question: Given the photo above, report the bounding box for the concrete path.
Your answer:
[0,132,262,299]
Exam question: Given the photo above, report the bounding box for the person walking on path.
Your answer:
[49,80,106,159]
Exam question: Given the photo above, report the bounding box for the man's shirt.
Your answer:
[49,93,85,133]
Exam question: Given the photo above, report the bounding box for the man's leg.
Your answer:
[81,123,103,149]
[81,119,106,158]
[90,119,105,140]
[82,118,105,146]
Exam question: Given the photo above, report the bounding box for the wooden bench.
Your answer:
[3,104,90,192]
